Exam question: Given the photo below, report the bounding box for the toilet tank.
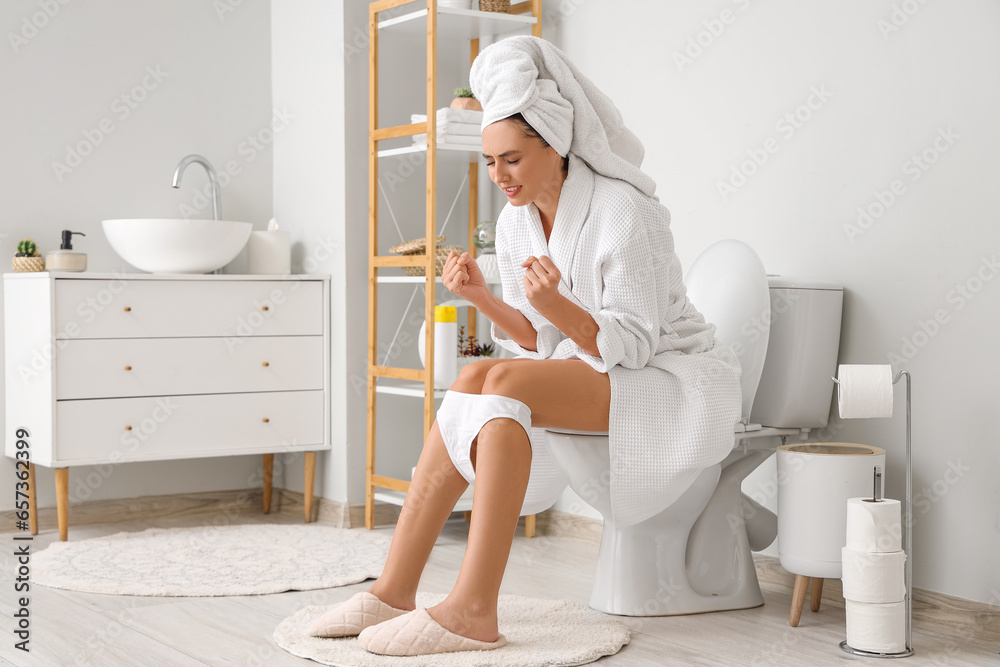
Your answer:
[749,276,844,429]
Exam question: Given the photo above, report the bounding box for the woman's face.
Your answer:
[481,119,565,208]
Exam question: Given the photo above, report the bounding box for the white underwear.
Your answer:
[436,391,567,516]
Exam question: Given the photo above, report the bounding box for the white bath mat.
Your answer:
[274,593,631,666]
[32,524,391,596]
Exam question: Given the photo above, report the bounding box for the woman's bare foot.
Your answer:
[366,581,416,612]
[426,597,500,643]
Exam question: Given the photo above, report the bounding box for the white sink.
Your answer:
[102,219,253,274]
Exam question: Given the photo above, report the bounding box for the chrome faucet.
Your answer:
[172,154,222,220]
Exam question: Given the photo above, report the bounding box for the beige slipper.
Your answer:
[358,608,507,656]
[306,591,409,638]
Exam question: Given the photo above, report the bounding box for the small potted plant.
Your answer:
[457,325,495,371]
[12,239,45,272]
[450,87,482,112]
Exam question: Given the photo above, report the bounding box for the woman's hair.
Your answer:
[506,113,550,148]
[505,113,568,172]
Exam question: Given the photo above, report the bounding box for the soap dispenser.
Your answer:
[45,230,87,272]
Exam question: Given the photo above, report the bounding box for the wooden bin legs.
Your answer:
[789,574,825,626]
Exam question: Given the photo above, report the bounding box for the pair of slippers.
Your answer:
[307,591,507,657]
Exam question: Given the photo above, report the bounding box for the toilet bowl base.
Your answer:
[559,446,777,617]
[588,517,766,616]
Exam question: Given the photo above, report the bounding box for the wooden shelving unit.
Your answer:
[366,0,541,532]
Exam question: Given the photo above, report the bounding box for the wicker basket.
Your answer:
[389,236,463,277]
[12,256,45,272]
[479,0,510,13]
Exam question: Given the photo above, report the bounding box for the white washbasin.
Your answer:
[102,219,253,274]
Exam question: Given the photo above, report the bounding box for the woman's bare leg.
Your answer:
[366,359,510,610]
[427,359,611,641]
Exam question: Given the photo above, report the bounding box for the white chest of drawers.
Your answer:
[3,271,331,539]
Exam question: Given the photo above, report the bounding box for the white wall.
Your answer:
[546,0,999,604]
[270,1,347,502]
[0,0,274,509]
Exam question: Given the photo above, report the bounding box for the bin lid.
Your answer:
[778,443,885,456]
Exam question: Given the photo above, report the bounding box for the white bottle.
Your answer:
[434,305,458,389]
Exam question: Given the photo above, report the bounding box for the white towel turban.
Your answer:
[470,35,656,198]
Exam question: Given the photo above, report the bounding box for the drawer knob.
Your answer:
[124,306,132,312]
[261,305,269,311]
[124,365,132,371]
[125,425,133,431]
[262,361,269,367]
[262,417,270,423]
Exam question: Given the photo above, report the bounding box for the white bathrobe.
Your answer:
[491,154,743,528]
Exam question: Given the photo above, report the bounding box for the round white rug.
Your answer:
[33,524,391,596]
[274,593,631,666]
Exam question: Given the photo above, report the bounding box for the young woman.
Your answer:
[306,36,742,657]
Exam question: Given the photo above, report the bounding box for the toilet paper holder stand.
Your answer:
[832,369,914,658]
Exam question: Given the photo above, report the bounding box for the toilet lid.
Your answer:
[686,240,770,422]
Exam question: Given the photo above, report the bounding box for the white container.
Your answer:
[434,305,457,389]
[247,230,291,275]
[776,442,885,578]
[45,250,86,272]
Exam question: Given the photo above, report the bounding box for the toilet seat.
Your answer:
[545,423,793,439]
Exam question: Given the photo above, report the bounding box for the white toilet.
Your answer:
[545,240,844,616]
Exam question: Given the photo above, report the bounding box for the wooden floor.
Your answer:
[0,500,996,666]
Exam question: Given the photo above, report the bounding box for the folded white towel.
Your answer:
[470,36,655,197]
[442,122,481,137]
[410,116,481,137]
[413,133,482,147]
[411,108,484,125]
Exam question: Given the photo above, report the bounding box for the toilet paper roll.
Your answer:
[841,546,906,603]
[837,364,893,418]
[846,497,902,553]
[247,230,291,275]
[845,600,906,653]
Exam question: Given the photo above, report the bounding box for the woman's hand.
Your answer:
[521,255,564,314]
[442,251,489,302]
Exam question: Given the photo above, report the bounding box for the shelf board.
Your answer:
[374,489,474,512]
[375,275,497,285]
[378,6,536,39]
[378,142,483,159]
[376,275,445,283]
[376,380,447,398]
